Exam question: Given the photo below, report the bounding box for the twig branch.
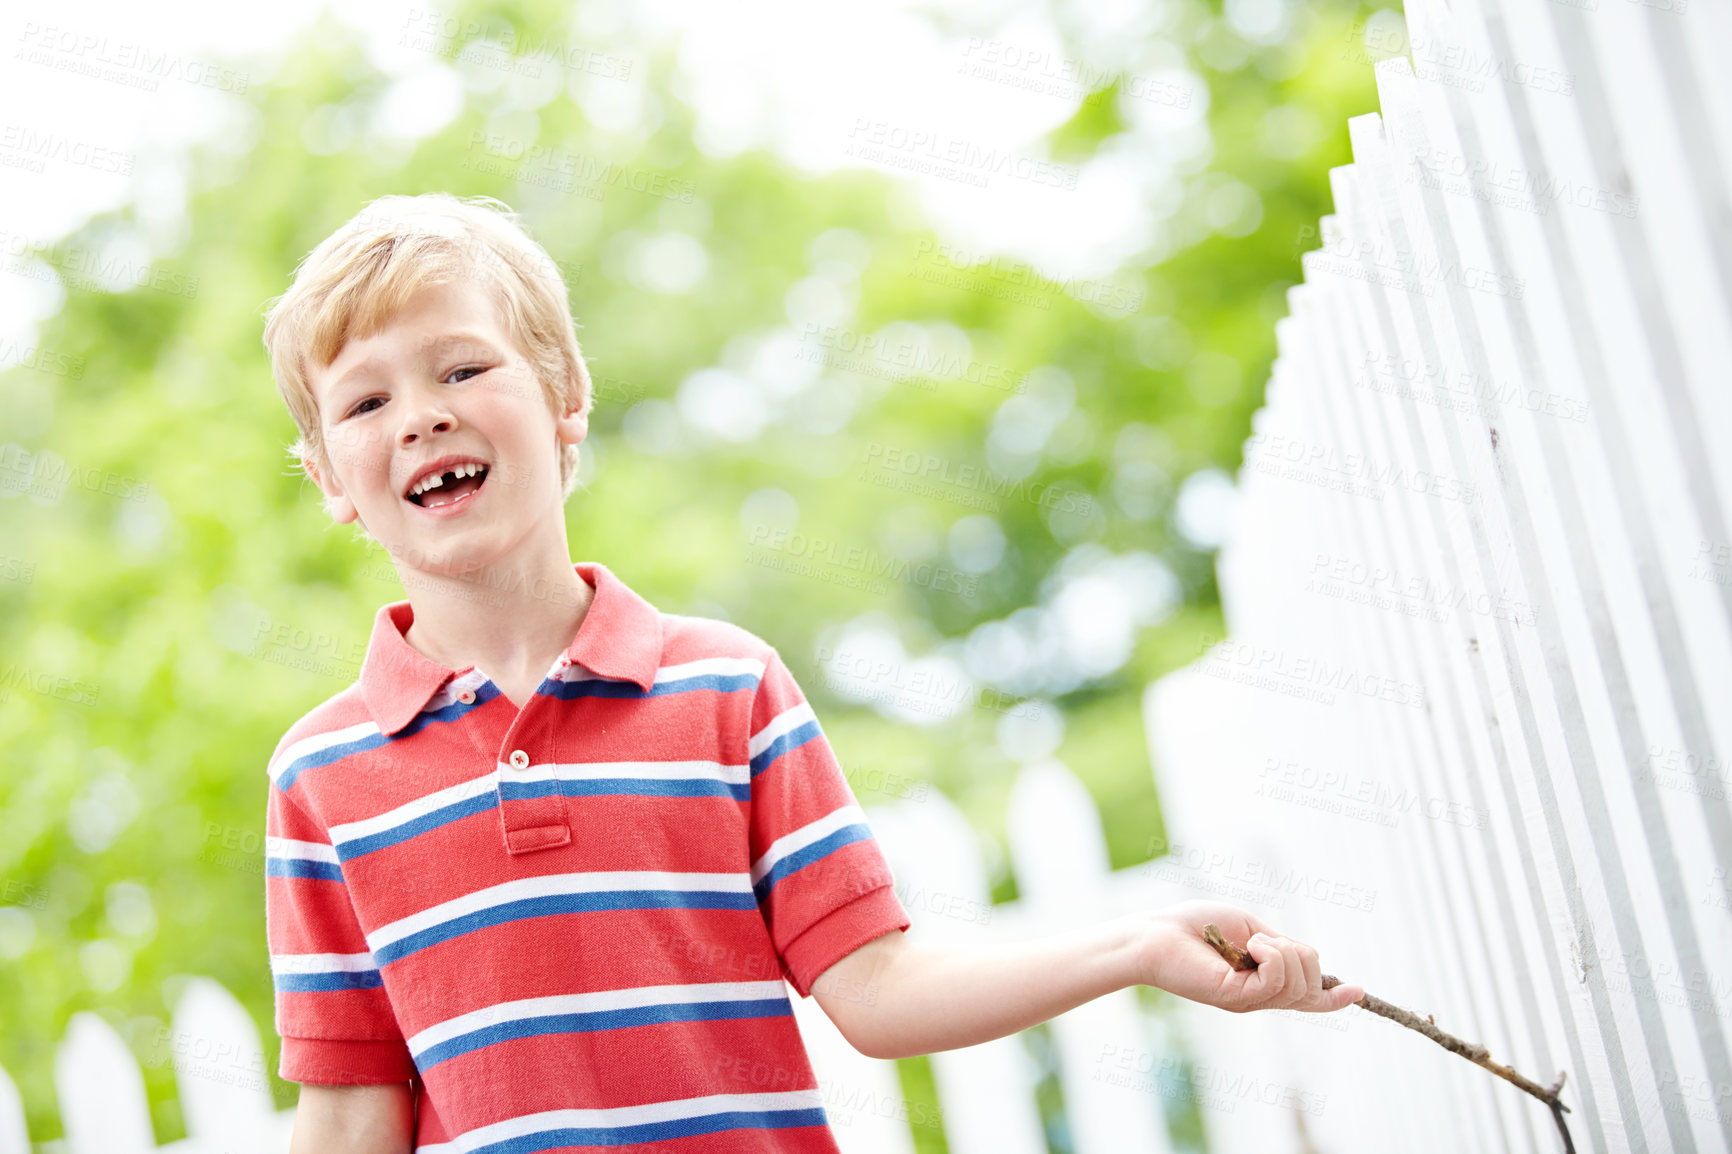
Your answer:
[1200,923,1576,1153]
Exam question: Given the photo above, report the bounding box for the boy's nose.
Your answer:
[400,413,454,445]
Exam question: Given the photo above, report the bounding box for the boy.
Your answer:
[259,193,1361,1153]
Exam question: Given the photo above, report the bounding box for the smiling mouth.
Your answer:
[407,465,490,508]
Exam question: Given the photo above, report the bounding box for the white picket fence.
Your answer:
[2,762,1327,1154]
[1143,0,1732,1149]
[0,977,297,1154]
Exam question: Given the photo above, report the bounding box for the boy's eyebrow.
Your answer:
[329,332,503,394]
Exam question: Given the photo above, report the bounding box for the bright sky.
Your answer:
[0,0,1227,358]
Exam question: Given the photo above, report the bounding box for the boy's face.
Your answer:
[303,277,587,571]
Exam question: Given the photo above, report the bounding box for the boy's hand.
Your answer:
[1133,900,1364,1013]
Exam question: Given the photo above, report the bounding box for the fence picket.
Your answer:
[787,982,914,1153]
[53,1012,156,1154]
[0,1065,27,1154]
[870,791,1050,1154]
[166,977,279,1153]
[1004,760,1173,1154]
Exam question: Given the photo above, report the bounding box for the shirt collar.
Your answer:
[359,561,663,736]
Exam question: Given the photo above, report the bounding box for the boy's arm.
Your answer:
[264,752,417,1085]
[290,1083,415,1154]
[744,647,913,998]
[812,899,1364,1061]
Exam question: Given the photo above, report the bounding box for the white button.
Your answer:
[458,690,476,705]
[508,749,530,770]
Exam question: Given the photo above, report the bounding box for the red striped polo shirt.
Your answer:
[264,560,912,1152]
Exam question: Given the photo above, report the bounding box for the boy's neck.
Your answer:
[397,551,596,682]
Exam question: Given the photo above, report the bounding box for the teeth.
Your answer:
[409,462,486,498]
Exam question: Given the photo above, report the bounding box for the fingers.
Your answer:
[1244,932,1287,1007]
[1245,933,1328,1009]
[1294,940,1323,1003]
[1272,937,1308,1008]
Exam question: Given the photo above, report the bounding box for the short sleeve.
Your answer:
[746,647,912,997]
[265,775,416,1084]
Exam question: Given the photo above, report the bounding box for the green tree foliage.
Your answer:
[0,0,1382,1143]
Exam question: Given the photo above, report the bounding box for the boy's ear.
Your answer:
[303,452,361,526]
[555,373,590,447]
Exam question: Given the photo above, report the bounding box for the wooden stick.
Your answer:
[1200,923,1576,1153]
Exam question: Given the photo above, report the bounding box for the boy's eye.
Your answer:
[343,366,488,419]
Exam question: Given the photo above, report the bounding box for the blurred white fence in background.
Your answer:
[2,764,1323,1154]
[0,977,295,1154]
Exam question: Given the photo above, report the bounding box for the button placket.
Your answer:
[494,693,571,854]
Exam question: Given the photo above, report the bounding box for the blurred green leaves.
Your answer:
[0,0,1385,1142]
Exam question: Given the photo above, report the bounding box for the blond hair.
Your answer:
[260,193,591,543]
